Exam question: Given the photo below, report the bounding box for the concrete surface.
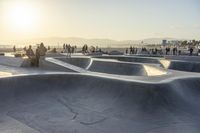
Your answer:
[0,56,24,67]
[55,57,166,76]
[0,74,200,133]
[0,54,200,133]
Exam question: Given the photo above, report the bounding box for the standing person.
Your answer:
[67,44,71,57]
[175,47,178,55]
[63,44,66,52]
[26,45,34,58]
[155,48,158,55]
[168,47,171,55]
[85,44,88,53]
[35,46,40,67]
[74,45,77,53]
[13,45,16,52]
[189,47,193,56]
[130,46,133,54]
[173,47,176,55]
[34,43,47,67]
[165,47,168,55]
[133,47,135,54]
[125,48,128,55]
[135,47,138,54]
[198,46,200,56]
[26,45,35,66]
[178,50,181,55]
[39,43,47,56]
[66,44,69,57]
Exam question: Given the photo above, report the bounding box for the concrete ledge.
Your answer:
[0,56,24,67]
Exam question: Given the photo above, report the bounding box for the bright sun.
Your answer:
[4,2,39,31]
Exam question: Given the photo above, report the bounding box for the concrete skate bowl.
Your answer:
[20,57,75,72]
[56,57,166,76]
[56,57,91,69]
[160,59,200,73]
[87,60,166,76]
[93,56,160,64]
[1,74,200,133]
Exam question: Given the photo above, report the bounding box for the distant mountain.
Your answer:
[0,37,182,47]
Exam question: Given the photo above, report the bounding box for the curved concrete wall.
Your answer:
[160,59,200,73]
[56,57,91,69]
[94,56,160,64]
[88,60,147,76]
[55,57,166,76]
[0,74,200,132]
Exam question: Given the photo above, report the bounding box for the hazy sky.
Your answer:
[0,0,200,41]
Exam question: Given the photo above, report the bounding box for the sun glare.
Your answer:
[4,2,39,32]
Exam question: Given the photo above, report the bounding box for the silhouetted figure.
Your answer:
[26,45,34,58]
[178,50,181,55]
[135,48,138,54]
[90,46,95,53]
[173,47,176,55]
[26,45,35,66]
[125,48,128,54]
[155,48,158,55]
[35,43,47,66]
[67,44,72,57]
[35,46,40,67]
[63,44,66,52]
[130,46,133,54]
[74,45,77,53]
[13,45,16,52]
[165,47,170,55]
[189,47,193,56]
[82,44,88,55]
[51,48,57,53]
[133,47,135,54]
[39,43,47,56]
[175,47,178,55]
[67,44,71,57]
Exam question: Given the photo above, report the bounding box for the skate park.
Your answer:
[0,0,199,132]
[0,53,200,133]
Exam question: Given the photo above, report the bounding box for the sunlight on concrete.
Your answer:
[0,71,12,77]
[159,59,171,69]
[143,65,167,76]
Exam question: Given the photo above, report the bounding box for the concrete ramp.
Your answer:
[88,60,147,76]
[56,57,91,69]
[0,74,200,133]
[160,59,200,73]
[94,56,160,64]
[56,57,166,76]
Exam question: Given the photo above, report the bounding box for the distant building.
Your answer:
[162,40,167,45]
[168,40,180,46]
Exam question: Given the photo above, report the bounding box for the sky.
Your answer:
[0,0,200,41]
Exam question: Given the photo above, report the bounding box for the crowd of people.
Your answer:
[126,46,138,54]
[24,43,47,67]
[125,45,200,56]
[62,44,77,57]
[10,41,200,67]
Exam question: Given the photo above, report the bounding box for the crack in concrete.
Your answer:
[80,118,107,125]
[56,98,79,120]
